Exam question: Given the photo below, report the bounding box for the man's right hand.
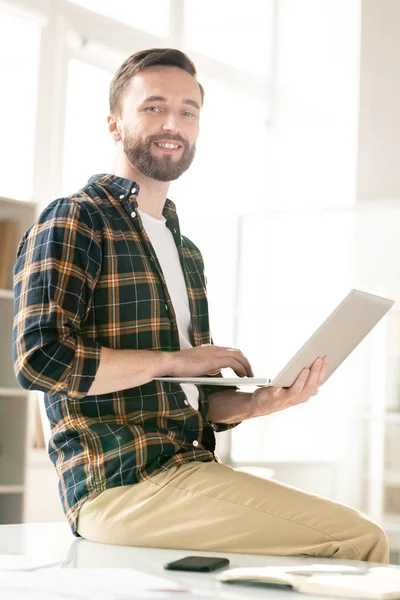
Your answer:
[162,344,254,378]
[88,345,254,396]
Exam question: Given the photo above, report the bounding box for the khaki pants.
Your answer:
[77,461,389,563]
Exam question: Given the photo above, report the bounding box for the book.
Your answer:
[218,564,400,599]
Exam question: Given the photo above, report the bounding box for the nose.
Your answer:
[161,113,179,133]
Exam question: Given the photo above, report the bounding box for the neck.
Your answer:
[111,153,170,219]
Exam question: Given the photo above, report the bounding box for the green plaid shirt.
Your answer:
[13,174,237,536]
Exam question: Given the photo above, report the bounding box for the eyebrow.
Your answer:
[143,95,200,110]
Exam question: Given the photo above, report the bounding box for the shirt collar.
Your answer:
[88,173,139,201]
[88,173,178,219]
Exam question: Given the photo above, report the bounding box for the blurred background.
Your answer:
[1,0,400,563]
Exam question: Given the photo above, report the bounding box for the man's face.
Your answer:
[118,66,201,182]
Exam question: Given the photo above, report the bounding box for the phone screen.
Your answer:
[164,556,230,572]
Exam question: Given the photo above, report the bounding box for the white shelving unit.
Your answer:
[353,203,400,565]
[0,196,37,524]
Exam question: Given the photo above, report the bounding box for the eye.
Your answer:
[182,110,195,117]
[146,106,161,113]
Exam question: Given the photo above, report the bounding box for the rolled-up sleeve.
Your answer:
[12,199,102,399]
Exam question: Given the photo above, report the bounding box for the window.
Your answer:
[172,75,269,217]
[183,0,274,76]
[63,59,114,195]
[267,0,360,210]
[231,208,359,465]
[67,0,170,37]
[0,8,40,200]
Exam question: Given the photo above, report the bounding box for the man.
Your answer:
[13,48,388,562]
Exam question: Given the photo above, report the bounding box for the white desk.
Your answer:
[0,521,399,599]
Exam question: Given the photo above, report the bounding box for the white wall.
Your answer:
[269,0,361,210]
[357,0,400,202]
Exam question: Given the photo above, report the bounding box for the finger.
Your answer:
[317,356,328,386]
[209,356,248,378]
[303,358,323,394]
[289,368,310,395]
[233,350,254,377]
[226,349,254,377]
[227,358,248,378]
[206,347,251,377]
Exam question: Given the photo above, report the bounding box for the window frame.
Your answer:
[3,0,276,464]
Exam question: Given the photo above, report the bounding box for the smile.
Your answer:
[154,142,183,152]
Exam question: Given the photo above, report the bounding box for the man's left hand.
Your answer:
[249,356,328,418]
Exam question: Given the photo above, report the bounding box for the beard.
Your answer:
[123,131,196,182]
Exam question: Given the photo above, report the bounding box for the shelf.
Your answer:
[383,413,400,423]
[364,475,400,484]
[28,448,50,468]
[0,289,13,300]
[383,515,400,527]
[382,479,400,486]
[383,522,400,534]
[0,387,28,398]
[0,485,25,494]
[0,196,37,525]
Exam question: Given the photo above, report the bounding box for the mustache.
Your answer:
[147,134,188,148]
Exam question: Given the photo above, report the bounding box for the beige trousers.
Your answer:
[77,461,389,563]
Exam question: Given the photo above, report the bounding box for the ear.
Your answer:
[107,114,122,142]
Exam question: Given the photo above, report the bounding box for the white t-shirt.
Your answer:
[138,209,199,411]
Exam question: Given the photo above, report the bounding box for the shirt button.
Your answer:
[192,440,199,447]
[131,187,138,196]
[119,194,124,199]
[173,228,177,234]
[165,303,169,311]
[184,399,189,406]
[131,211,136,218]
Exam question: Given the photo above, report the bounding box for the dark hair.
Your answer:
[109,48,204,116]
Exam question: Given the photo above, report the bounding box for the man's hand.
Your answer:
[249,356,328,418]
[164,344,254,378]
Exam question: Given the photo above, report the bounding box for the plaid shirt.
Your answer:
[13,174,238,536]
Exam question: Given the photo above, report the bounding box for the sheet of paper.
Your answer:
[0,555,63,571]
[0,568,188,599]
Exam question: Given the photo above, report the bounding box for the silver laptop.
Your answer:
[154,289,394,388]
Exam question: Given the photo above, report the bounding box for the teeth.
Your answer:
[157,142,180,149]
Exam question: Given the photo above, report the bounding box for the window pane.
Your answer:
[183,0,273,76]
[269,1,360,210]
[172,76,269,218]
[63,60,114,195]
[67,0,169,37]
[171,75,269,354]
[0,9,40,200]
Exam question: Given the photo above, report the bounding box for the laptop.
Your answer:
[154,289,394,388]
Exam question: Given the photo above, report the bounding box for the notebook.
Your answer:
[218,564,400,599]
[155,289,394,389]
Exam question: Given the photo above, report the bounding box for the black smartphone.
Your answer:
[164,555,230,572]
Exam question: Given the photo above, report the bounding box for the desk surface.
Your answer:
[0,521,399,599]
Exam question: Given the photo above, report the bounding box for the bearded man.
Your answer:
[13,48,388,563]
